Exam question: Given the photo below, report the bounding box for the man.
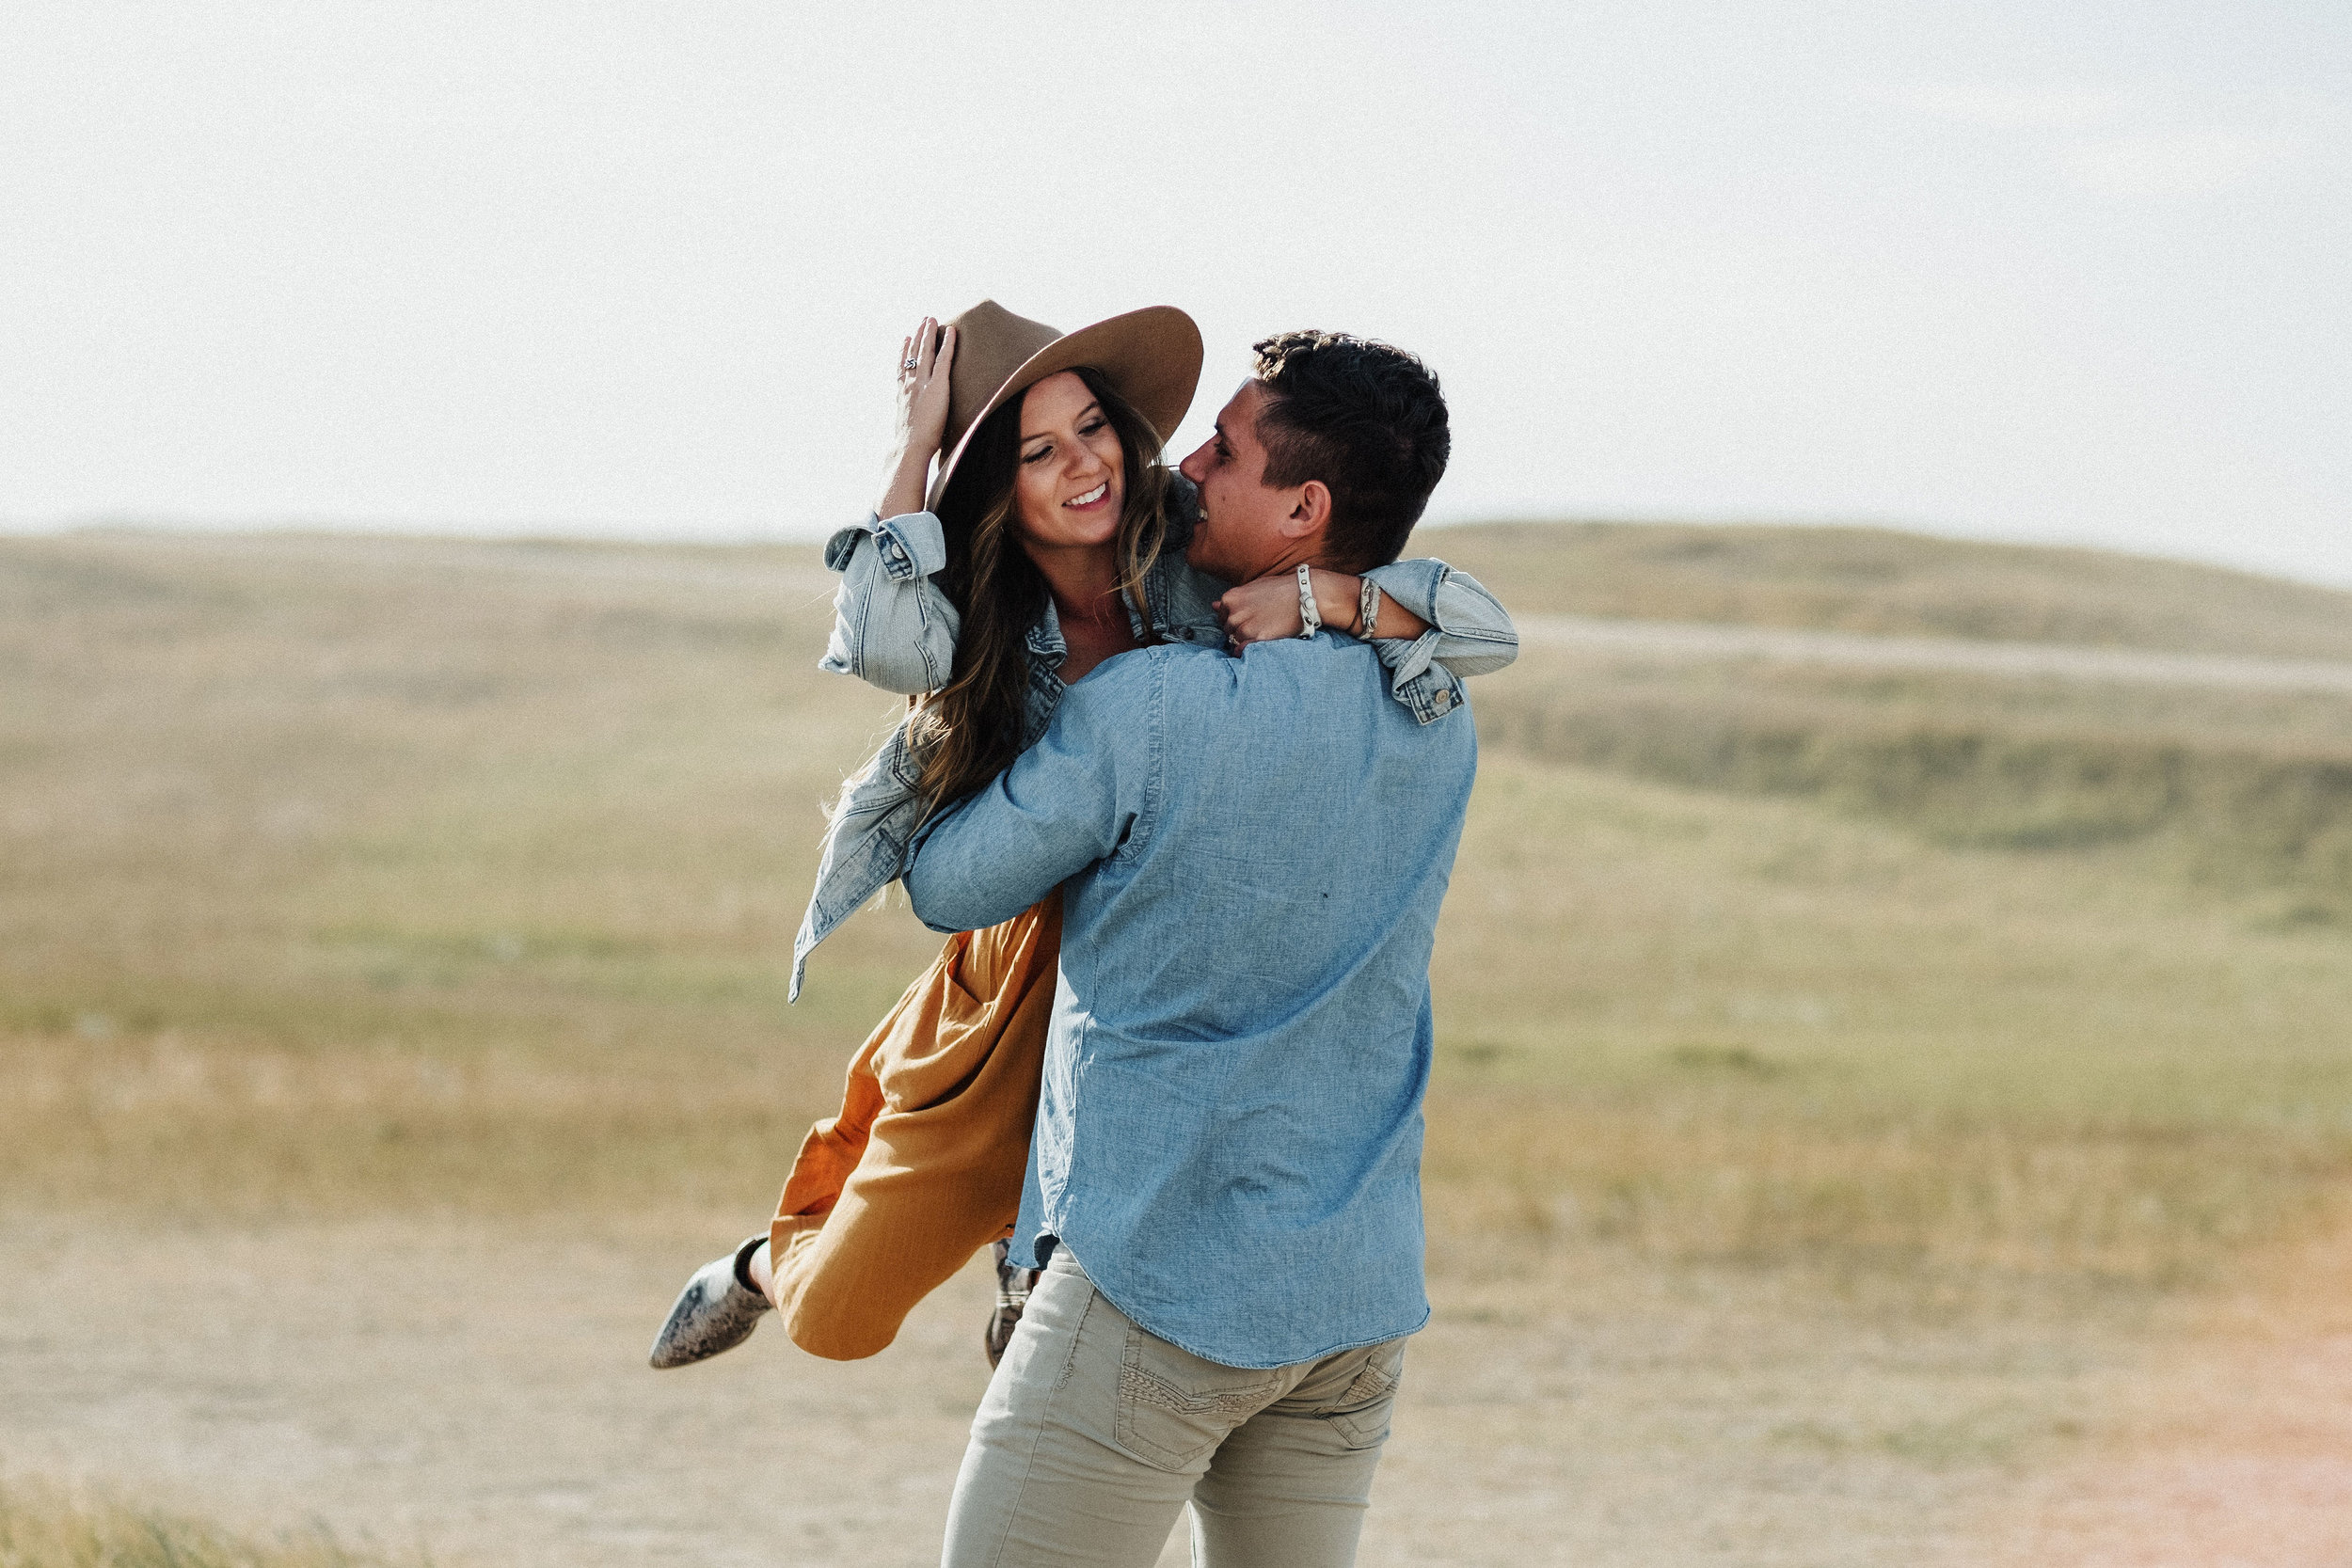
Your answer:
[903,330,1481,1567]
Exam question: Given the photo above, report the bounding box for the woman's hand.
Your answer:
[1213,572,1307,650]
[877,316,958,519]
[1214,568,1430,651]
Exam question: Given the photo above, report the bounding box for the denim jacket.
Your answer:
[789,474,1517,999]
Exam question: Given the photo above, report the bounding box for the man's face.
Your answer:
[1177,382,1304,584]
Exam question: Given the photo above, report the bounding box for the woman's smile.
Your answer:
[1011,371,1129,550]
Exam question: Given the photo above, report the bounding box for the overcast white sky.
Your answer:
[4,1,2347,584]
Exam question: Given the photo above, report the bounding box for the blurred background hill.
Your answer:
[1431,522,2352,657]
[1434,522,2352,909]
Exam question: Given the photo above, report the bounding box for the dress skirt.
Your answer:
[766,893,1060,1359]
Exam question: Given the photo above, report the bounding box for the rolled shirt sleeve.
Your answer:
[819,511,962,695]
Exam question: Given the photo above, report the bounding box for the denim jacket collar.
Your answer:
[1024,582,1163,670]
[1025,601,1068,668]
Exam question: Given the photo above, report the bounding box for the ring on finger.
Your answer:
[901,357,920,371]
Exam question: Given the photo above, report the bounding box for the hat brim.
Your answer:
[926,306,1204,513]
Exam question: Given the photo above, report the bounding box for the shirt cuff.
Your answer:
[825,511,949,582]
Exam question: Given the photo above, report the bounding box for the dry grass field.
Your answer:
[0,1479,390,1568]
[5,525,2350,1565]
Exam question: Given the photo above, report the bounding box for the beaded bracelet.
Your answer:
[1295,563,1322,639]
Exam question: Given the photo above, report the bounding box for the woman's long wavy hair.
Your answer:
[910,367,1169,810]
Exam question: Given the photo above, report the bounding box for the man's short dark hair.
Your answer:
[1248,330,1450,571]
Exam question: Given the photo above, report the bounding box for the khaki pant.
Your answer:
[766,895,1060,1359]
[943,1248,1406,1568]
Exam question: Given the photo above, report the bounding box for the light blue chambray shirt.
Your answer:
[903,631,1476,1370]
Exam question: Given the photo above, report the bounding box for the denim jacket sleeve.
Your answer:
[1356,559,1519,724]
[819,511,961,695]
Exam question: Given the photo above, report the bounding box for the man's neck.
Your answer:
[1238,543,1343,583]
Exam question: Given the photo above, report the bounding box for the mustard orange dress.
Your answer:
[765,894,1060,1360]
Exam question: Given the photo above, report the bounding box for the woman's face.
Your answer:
[1010,371,1125,557]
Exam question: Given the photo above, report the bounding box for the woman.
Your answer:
[650,301,1518,1370]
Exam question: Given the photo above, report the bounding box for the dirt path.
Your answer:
[2,1213,2118,1567]
[3,1215,1013,1568]
[8,1211,2346,1564]
[1986,1226,2352,1567]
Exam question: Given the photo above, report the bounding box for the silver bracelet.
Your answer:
[1359,577,1380,640]
[1295,563,1321,639]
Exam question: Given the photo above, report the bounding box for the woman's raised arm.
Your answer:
[877,318,957,522]
[818,319,964,696]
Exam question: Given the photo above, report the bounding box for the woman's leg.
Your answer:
[765,894,1062,1361]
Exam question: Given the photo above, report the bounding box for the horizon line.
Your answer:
[5,510,2347,594]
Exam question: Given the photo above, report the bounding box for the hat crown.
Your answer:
[943,300,1063,454]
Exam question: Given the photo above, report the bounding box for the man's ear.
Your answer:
[1280,480,1333,542]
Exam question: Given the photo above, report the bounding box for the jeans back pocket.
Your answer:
[1324,1339,1406,1450]
[1113,1323,1280,1471]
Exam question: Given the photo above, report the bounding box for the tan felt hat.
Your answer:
[928,301,1204,512]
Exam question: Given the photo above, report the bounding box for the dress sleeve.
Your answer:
[819,511,962,696]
